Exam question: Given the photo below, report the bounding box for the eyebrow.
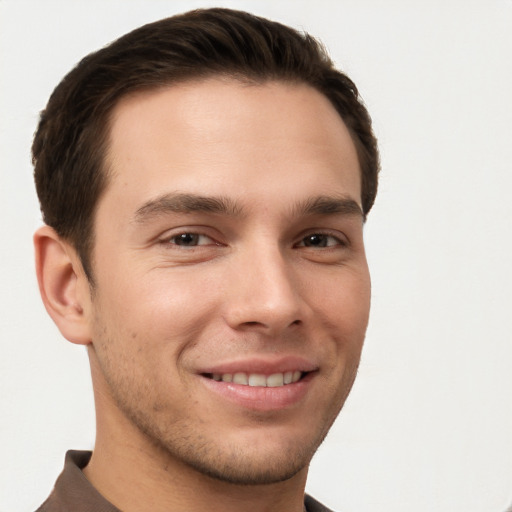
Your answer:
[134,193,243,223]
[293,195,365,220]
[133,192,364,224]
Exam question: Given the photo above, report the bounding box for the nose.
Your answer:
[222,244,307,336]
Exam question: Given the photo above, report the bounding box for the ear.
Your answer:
[34,225,92,345]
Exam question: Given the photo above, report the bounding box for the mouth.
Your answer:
[197,358,317,411]
[202,370,305,387]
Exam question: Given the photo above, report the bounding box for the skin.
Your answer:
[35,79,371,512]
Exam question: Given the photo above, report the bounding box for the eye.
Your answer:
[167,232,215,247]
[296,233,345,248]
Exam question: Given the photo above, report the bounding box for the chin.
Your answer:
[170,443,313,486]
[143,419,330,487]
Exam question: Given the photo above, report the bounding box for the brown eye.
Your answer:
[168,233,214,247]
[173,233,200,246]
[299,234,343,248]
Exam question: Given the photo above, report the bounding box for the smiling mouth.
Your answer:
[202,371,306,387]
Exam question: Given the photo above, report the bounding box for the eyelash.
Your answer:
[162,232,218,247]
[294,232,347,249]
[160,230,348,249]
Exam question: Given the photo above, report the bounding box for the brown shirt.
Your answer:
[36,450,334,512]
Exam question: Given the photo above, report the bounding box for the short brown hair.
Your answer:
[33,7,379,281]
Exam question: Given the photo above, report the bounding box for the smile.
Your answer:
[204,371,303,387]
[198,359,316,411]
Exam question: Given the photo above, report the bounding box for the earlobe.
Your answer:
[34,225,92,345]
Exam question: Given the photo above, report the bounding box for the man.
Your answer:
[32,7,379,512]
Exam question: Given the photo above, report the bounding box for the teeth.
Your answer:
[248,374,266,387]
[233,373,248,385]
[209,371,303,387]
[267,373,284,387]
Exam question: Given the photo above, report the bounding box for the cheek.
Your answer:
[93,267,222,358]
[311,268,371,336]
[313,271,370,384]
[143,270,222,333]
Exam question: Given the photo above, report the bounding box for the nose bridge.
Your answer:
[224,238,304,333]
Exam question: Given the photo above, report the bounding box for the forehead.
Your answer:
[102,78,361,217]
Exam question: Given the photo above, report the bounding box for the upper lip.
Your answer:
[197,356,318,376]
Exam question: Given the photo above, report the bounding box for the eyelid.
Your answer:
[172,233,214,246]
[158,227,223,247]
[294,230,349,248]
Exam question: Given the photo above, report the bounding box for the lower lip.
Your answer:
[199,373,314,412]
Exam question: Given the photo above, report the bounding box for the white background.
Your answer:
[1,1,511,511]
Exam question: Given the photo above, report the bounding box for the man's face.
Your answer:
[85,79,370,484]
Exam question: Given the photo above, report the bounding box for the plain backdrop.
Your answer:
[1,1,511,511]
